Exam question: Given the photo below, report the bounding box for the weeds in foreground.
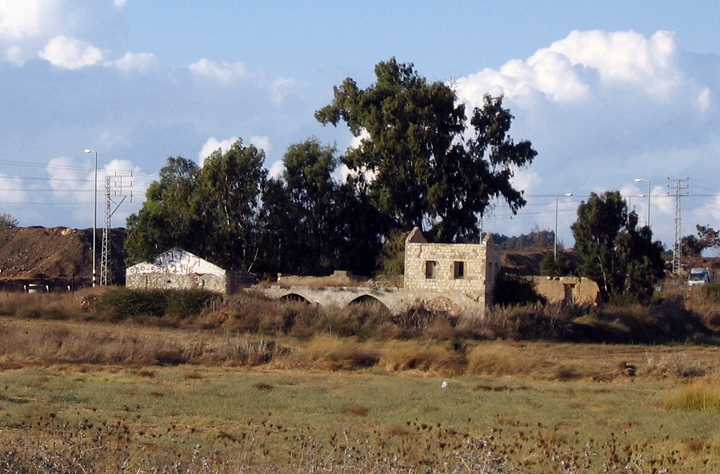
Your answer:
[0,403,714,472]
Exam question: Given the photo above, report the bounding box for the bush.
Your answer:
[493,271,546,306]
[96,288,220,320]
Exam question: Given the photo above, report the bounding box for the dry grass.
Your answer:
[466,342,543,376]
[0,318,718,383]
[0,364,719,472]
[379,340,466,375]
[0,287,719,470]
[665,380,720,411]
[300,334,380,370]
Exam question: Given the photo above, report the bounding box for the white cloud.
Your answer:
[0,173,25,203]
[268,159,284,179]
[0,1,129,66]
[250,135,271,154]
[47,156,142,226]
[39,34,103,69]
[189,59,253,83]
[693,192,720,224]
[4,44,22,64]
[270,78,296,105]
[0,0,50,41]
[453,29,720,247]
[697,87,712,112]
[105,51,156,73]
[455,30,683,104]
[47,156,83,193]
[511,169,541,197]
[198,137,238,166]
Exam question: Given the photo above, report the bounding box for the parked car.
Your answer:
[688,267,710,287]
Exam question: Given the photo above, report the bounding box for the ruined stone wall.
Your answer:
[126,272,227,293]
[530,276,600,305]
[403,228,500,306]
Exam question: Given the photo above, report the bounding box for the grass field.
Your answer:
[0,318,719,472]
[1,287,720,472]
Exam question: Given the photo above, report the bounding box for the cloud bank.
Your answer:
[454,30,720,245]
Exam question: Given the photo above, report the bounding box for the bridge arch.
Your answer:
[348,294,391,313]
[279,293,312,304]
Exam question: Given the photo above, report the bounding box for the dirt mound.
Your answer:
[0,227,126,290]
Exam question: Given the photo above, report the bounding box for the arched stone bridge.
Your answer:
[256,285,488,316]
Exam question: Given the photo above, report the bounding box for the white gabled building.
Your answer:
[126,248,254,293]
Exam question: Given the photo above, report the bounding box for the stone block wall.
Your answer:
[404,228,501,305]
[126,272,226,293]
[529,276,600,305]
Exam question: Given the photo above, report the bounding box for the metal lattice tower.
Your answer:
[100,173,133,285]
[669,178,689,274]
[100,176,111,285]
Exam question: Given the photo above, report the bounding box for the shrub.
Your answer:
[493,271,546,306]
[95,288,219,320]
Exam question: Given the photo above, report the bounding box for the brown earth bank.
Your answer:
[0,226,126,291]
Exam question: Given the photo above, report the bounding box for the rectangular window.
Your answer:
[425,261,437,279]
[454,261,465,279]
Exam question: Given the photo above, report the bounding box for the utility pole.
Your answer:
[100,172,133,285]
[668,178,689,274]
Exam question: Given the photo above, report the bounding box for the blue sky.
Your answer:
[2,1,720,251]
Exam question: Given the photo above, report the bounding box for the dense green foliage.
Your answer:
[126,59,538,278]
[539,253,576,277]
[571,191,665,303]
[316,58,537,243]
[493,228,555,250]
[493,271,546,306]
[258,138,383,277]
[95,288,220,320]
[125,140,266,272]
[682,224,720,256]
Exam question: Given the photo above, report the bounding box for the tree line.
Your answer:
[124,58,692,305]
[125,58,537,278]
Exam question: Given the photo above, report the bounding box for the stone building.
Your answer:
[403,227,501,313]
[126,248,254,293]
[529,276,600,305]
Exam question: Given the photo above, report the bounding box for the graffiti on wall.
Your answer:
[127,248,224,276]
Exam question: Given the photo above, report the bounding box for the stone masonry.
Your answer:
[404,227,501,307]
[260,228,502,317]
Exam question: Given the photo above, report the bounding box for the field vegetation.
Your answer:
[0,284,719,472]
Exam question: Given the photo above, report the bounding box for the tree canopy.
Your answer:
[126,58,540,279]
[258,138,382,276]
[682,225,720,256]
[125,139,266,271]
[571,191,665,303]
[315,58,537,243]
